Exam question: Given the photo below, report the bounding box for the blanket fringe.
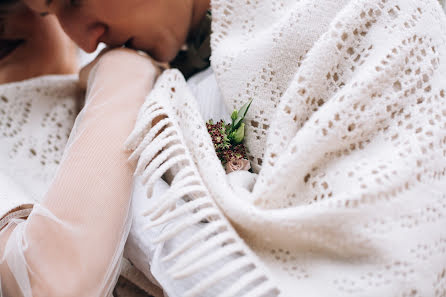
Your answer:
[126,93,279,297]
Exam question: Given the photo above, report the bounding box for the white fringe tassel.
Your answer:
[125,94,280,297]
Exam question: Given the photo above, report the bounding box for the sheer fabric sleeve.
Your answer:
[0,49,158,297]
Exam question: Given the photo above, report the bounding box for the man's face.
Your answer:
[22,0,196,62]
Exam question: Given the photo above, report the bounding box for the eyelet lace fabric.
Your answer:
[0,75,80,219]
[127,0,446,296]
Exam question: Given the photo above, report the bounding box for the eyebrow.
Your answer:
[46,0,53,6]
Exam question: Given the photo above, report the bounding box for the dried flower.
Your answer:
[225,158,251,173]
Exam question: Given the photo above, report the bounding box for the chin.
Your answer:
[147,35,184,62]
[151,47,180,63]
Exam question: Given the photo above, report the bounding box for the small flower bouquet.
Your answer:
[206,99,253,173]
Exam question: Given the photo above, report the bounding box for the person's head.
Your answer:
[0,0,78,84]
[22,0,210,63]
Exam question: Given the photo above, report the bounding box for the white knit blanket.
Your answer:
[127,0,446,296]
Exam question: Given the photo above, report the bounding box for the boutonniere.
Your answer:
[206,99,253,173]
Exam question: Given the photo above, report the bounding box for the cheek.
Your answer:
[91,0,145,21]
[30,15,55,40]
[21,0,48,14]
[94,0,158,29]
[27,16,71,57]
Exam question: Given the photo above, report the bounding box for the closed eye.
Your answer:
[70,0,82,8]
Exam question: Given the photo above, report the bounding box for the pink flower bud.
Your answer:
[225,158,251,174]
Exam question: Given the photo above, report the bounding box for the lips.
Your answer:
[0,39,25,60]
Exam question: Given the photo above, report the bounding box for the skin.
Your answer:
[23,0,211,62]
[0,2,78,84]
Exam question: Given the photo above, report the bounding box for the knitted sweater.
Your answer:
[0,75,79,227]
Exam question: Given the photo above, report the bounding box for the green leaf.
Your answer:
[231,110,238,121]
[229,123,245,144]
[232,98,253,130]
[239,98,253,119]
[223,133,230,143]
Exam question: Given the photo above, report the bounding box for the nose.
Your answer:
[57,12,106,53]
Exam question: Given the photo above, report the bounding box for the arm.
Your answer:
[0,48,158,297]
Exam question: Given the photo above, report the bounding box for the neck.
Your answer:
[190,0,210,33]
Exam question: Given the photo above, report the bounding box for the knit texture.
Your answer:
[0,75,80,220]
[127,1,446,296]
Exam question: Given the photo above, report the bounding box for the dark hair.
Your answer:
[0,0,19,15]
[0,0,19,7]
